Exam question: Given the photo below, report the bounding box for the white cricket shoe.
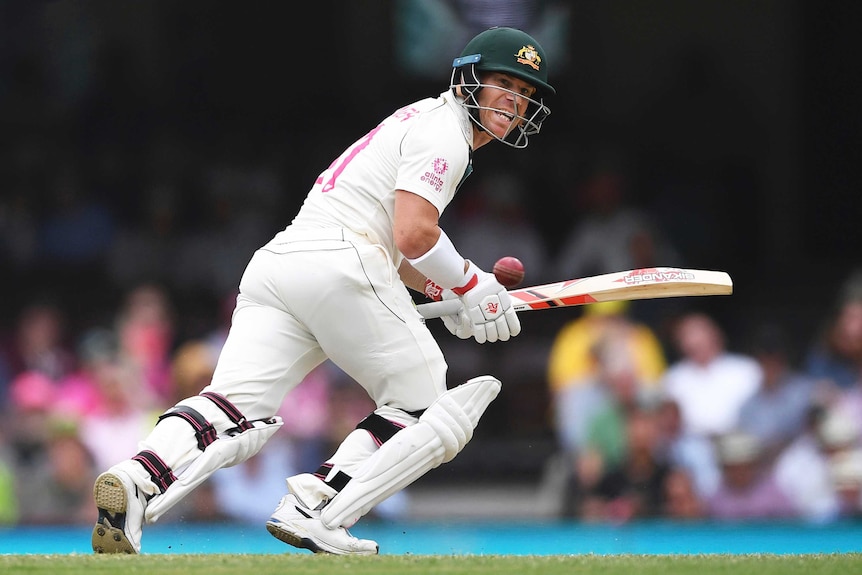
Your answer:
[91,468,147,554]
[266,494,379,555]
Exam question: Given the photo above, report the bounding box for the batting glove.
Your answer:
[424,279,474,339]
[453,261,521,344]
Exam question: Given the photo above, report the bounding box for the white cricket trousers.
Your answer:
[200,227,449,419]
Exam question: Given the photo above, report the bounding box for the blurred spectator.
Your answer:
[168,338,220,404]
[114,282,175,404]
[832,388,862,437]
[706,431,795,521]
[6,371,58,466]
[550,167,682,281]
[653,396,720,500]
[578,409,670,523]
[736,322,818,457]
[804,290,862,390]
[74,358,160,472]
[553,333,660,518]
[829,449,862,519]
[549,301,668,517]
[561,334,652,470]
[773,408,860,523]
[827,368,862,444]
[0,299,76,388]
[5,371,97,525]
[548,301,667,433]
[660,312,761,438]
[51,327,160,471]
[53,329,117,417]
[662,467,706,520]
[15,423,97,525]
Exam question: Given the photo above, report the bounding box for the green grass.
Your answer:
[0,553,860,575]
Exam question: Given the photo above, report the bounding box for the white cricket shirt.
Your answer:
[290,90,474,266]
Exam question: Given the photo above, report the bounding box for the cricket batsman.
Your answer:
[91,26,555,555]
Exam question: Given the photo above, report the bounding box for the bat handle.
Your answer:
[416,299,463,319]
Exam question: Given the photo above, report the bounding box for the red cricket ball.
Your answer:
[493,256,525,288]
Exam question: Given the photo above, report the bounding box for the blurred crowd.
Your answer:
[0,281,405,526]
[1,159,861,528]
[545,285,862,524]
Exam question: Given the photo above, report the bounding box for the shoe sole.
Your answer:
[92,472,137,554]
[266,521,325,553]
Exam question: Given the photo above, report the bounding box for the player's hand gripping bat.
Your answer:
[416,267,733,319]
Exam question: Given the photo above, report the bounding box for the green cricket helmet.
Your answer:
[450,27,554,148]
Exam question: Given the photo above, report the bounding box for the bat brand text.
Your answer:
[624,270,696,284]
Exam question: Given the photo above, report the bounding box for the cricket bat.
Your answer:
[416,267,732,319]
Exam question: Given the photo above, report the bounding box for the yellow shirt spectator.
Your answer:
[547,301,667,394]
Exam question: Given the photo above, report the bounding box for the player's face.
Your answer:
[476,73,537,141]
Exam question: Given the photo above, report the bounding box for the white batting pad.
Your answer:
[144,416,282,523]
[320,376,501,528]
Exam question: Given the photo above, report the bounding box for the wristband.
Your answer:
[406,229,467,289]
[424,279,444,301]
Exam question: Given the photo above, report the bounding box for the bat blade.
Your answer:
[417,267,732,319]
